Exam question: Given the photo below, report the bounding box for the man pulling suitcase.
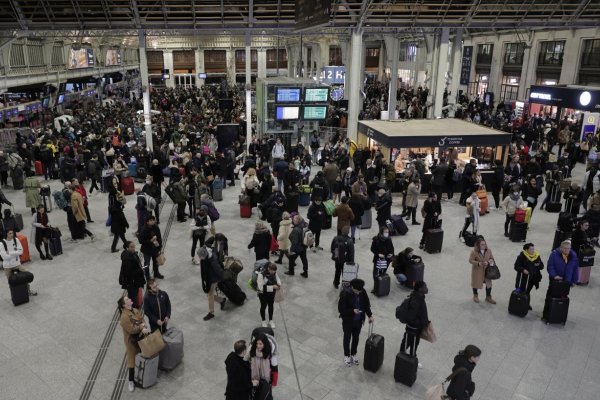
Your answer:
[337,279,374,368]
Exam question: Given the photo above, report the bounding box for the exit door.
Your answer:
[174,74,196,88]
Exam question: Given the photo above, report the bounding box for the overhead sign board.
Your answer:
[320,66,345,85]
[295,0,331,30]
[460,46,473,85]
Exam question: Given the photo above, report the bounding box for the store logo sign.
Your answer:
[580,91,592,106]
[530,92,552,101]
[366,128,374,137]
[439,136,463,146]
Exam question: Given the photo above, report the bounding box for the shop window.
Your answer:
[538,40,565,66]
[535,71,559,86]
[476,44,493,65]
[581,39,600,68]
[500,75,520,101]
[504,42,525,65]
[173,50,195,72]
[329,47,342,65]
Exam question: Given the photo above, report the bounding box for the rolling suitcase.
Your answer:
[212,187,223,201]
[16,233,30,263]
[10,284,29,306]
[165,184,177,203]
[341,262,359,289]
[298,192,311,206]
[135,166,148,183]
[552,230,571,251]
[546,201,562,213]
[390,215,408,235]
[322,214,332,230]
[509,276,530,317]
[49,231,63,256]
[128,163,138,178]
[424,229,443,254]
[394,333,418,386]
[545,297,569,325]
[35,160,44,176]
[159,327,184,371]
[463,231,478,247]
[134,353,159,388]
[363,323,384,373]
[406,261,425,285]
[476,190,488,215]
[510,222,527,242]
[122,176,135,195]
[360,208,372,229]
[374,272,390,297]
[240,204,252,218]
[218,279,247,305]
[578,267,591,285]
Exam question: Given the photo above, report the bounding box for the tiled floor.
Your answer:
[1,162,599,400]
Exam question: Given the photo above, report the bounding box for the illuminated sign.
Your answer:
[530,92,552,101]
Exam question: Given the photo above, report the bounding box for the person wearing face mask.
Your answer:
[501,184,525,238]
[143,278,171,333]
[190,208,211,264]
[445,345,482,400]
[370,227,395,291]
[468,238,496,304]
[142,175,162,224]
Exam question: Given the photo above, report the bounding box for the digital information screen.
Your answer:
[303,106,327,120]
[275,106,300,120]
[304,88,329,102]
[276,88,301,102]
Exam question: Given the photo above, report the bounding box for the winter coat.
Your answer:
[119,308,145,369]
[225,352,252,400]
[404,291,429,330]
[375,193,392,224]
[406,182,420,208]
[323,163,340,185]
[445,352,476,400]
[289,224,305,254]
[333,203,355,233]
[149,164,164,184]
[370,234,395,263]
[422,199,441,231]
[338,289,372,325]
[514,252,544,289]
[24,176,42,208]
[139,224,162,255]
[307,202,326,231]
[431,164,448,186]
[110,202,129,235]
[248,229,272,260]
[118,250,146,290]
[501,194,525,216]
[348,196,365,226]
[70,191,86,222]
[143,289,171,333]
[469,247,495,289]
[547,248,579,284]
[200,250,224,292]
[277,219,292,251]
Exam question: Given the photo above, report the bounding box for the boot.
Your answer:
[44,243,53,260]
[473,294,480,303]
[485,296,496,304]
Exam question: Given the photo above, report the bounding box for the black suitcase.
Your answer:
[510,222,528,242]
[8,270,34,286]
[394,333,418,386]
[322,214,332,230]
[463,231,478,247]
[164,184,177,203]
[363,324,384,373]
[508,290,530,317]
[374,273,390,297]
[424,229,443,253]
[546,202,562,213]
[390,215,408,235]
[285,193,299,213]
[49,235,63,256]
[406,261,425,284]
[548,280,571,298]
[557,212,574,231]
[10,284,29,306]
[579,245,595,267]
[251,326,274,342]
[135,166,148,183]
[545,297,569,325]
[552,230,571,251]
[217,280,247,306]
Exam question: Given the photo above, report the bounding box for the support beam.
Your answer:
[138,31,153,151]
[347,30,363,141]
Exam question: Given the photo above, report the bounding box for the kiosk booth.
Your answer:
[357,119,513,191]
[528,85,600,126]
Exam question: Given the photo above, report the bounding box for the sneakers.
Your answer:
[418,363,423,369]
[473,294,480,303]
[344,356,352,367]
[485,296,496,304]
[203,312,215,321]
[192,258,200,265]
[269,320,276,329]
[351,355,359,365]
[262,320,268,328]
[90,235,95,242]
[128,381,135,392]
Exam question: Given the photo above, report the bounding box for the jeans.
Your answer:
[288,250,308,273]
[350,225,357,239]
[258,292,275,321]
[395,273,407,284]
[342,320,363,357]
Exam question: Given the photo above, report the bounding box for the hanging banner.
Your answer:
[460,46,473,85]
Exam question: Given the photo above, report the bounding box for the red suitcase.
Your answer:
[35,160,44,176]
[514,209,526,223]
[578,266,591,285]
[17,233,30,263]
[240,204,252,218]
[122,176,135,195]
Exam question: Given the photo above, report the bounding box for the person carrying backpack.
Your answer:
[397,281,430,367]
[445,345,481,400]
[330,226,355,289]
[286,215,309,278]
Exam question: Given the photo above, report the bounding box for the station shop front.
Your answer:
[356,119,513,191]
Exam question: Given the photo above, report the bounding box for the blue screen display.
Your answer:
[276,88,301,102]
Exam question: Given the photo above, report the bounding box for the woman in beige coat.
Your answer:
[405,178,421,225]
[118,294,150,392]
[275,212,292,264]
[469,237,496,304]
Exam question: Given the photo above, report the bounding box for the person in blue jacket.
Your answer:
[542,240,579,321]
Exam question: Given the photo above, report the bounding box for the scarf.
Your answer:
[250,352,271,382]
[522,250,540,262]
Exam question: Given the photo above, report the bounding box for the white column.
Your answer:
[286,45,295,77]
[226,48,236,85]
[163,50,174,88]
[347,30,363,141]
[559,31,579,84]
[138,31,153,151]
[257,48,267,79]
[245,40,252,155]
[449,30,463,104]
[318,40,330,75]
[488,40,504,96]
[518,45,533,99]
[377,41,385,82]
[195,49,205,86]
[339,39,350,99]
[384,36,399,119]
[433,28,450,118]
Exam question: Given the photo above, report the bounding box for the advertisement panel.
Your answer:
[68,48,94,69]
[106,49,121,66]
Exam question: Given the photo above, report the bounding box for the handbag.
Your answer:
[485,262,501,280]
[274,287,284,303]
[105,214,112,227]
[375,258,388,270]
[156,252,166,266]
[420,322,437,343]
[270,235,279,252]
[138,329,165,358]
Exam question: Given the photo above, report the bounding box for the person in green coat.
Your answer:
[23,170,41,214]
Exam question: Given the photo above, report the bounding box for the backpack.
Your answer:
[303,227,315,247]
[207,205,220,221]
[395,295,417,324]
[333,236,349,261]
[39,147,51,162]
[248,259,270,291]
[52,190,68,210]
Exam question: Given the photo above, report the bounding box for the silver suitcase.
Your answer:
[134,353,159,388]
[341,263,359,289]
[159,327,184,371]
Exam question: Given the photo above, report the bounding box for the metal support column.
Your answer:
[138,31,153,151]
[245,37,252,155]
[347,30,363,141]
[433,28,450,118]
[449,29,463,106]
[386,36,399,120]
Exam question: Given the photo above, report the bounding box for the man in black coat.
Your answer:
[224,340,252,400]
[375,188,392,227]
[307,197,326,251]
[337,278,374,367]
[399,281,429,360]
[138,216,164,279]
[286,215,309,277]
[143,278,171,333]
[330,226,355,289]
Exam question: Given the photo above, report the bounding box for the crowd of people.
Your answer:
[0,81,598,400]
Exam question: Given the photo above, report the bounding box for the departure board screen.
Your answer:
[302,105,328,120]
[275,106,300,120]
[304,87,329,102]
[276,88,301,102]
